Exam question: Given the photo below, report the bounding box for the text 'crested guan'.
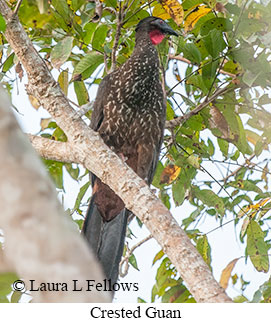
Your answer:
[82,17,178,286]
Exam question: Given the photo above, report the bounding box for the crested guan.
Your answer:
[82,16,178,285]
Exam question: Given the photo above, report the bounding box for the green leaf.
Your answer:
[83,22,97,45]
[235,114,253,155]
[71,0,86,11]
[179,94,195,107]
[36,0,49,14]
[247,220,269,273]
[137,297,147,303]
[196,235,211,266]
[183,43,202,64]
[203,29,226,58]
[129,254,139,271]
[0,272,18,297]
[227,179,263,194]
[200,17,233,36]
[172,179,185,206]
[58,68,69,96]
[0,13,6,32]
[52,0,71,23]
[65,164,79,180]
[242,70,261,87]
[152,161,164,189]
[152,249,165,265]
[193,187,225,216]
[74,81,89,106]
[160,190,171,209]
[92,24,108,52]
[2,53,15,73]
[186,73,208,94]
[73,181,90,211]
[51,36,73,69]
[10,291,23,303]
[217,138,229,157]
[73,52,104,81]
[52,127,67,142]
[207,138,215,155]
[202,59,219,88]
[43,160,64,189]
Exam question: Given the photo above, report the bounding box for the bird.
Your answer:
[82,16,178,286]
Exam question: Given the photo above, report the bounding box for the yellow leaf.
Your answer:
[240,216,250,238]
[220,258,239,289]
[259,197,270,207]
[246,129,260,146]
[58,68,69,96]
[209,105,230,139]
[0,34,3,63]
[153,3,171,20]
[248,11,262,20]
[40,118,52,131]
[160,0,184,26]
[184,4,212,32]
[160,164,181,184]
[261,165,268,190]
[28,95,41,110]
[173,61,181,81]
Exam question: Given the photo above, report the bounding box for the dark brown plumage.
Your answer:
[82,17,177,285]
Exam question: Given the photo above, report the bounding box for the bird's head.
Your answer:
[135,16,178,45]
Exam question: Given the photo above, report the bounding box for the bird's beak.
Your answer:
[151,20,178,36]
[161,23,178,37]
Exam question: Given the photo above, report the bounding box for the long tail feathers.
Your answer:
[82,196,128,285]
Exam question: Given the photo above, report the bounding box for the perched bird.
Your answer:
[82,16,178,285]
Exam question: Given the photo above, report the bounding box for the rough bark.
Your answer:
[0,1,232,303]
[0,87,110,302]
[28,134,77,164]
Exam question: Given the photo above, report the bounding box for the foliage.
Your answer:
[0,0,271,303]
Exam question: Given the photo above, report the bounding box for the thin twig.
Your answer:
[75,102,94,118]
[169,55,236,78]
[166,85,236,128]
[222,154,256,183]
[111,1,124,71]
[119,234,152,277]
[13,0,23,15]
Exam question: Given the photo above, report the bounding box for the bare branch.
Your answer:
[0,1,232,302]
[75,102,94,118]
[13,0,23,15]
[166,85,235,129]
[119,234,152,277]
[169,54,237,78]
[28,135,78,164]
[111,3,123,71]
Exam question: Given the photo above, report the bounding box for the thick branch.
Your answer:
[0,87,110,302]
[28,135,78,164]
[0,1,232,303]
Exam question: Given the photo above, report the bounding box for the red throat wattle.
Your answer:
[149,30,165,45]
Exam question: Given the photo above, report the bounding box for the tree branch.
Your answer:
[111,1,124,71]
[13,0,23,15]
[0,86,110,303]
[169,55,237,78]
[0,1,232,302]
[28,135,78,164]
[166,85,235,129]
[119,234,153,277]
